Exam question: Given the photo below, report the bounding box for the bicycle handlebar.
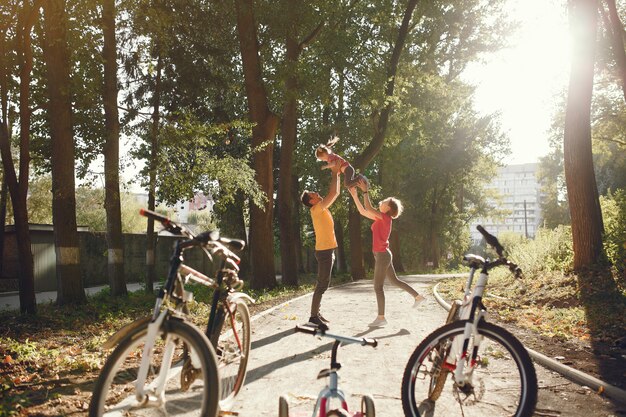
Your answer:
[294,325,378,347]
[476,225,504,257]
[139,208,244,264]
[475,225,522,278]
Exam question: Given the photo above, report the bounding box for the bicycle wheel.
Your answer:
[217,299,251,406]
[426,300,463,401]
[401,320,537,417]
[89,318,220,417]
[361,394,375,417]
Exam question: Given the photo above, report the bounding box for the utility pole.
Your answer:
[524,199,529,238]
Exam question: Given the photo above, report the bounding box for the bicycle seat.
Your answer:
[463,254,485,267]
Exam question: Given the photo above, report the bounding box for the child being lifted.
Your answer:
[316,136,369,191]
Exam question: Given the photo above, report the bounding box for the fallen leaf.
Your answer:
[3,355,13,364]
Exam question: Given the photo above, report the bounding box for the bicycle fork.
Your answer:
[135,309,170,403]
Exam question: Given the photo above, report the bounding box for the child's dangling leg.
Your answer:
[343,165,368,190]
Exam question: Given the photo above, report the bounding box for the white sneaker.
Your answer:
[368,317,387,327]
[413,294,426,308]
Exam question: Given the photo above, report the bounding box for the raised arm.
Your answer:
[318,167,341,209]
[349,188,382,221]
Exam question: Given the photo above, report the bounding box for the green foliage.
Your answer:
[506,226,574,274]
[600,189,626,272]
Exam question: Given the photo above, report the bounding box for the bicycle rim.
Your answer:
[402,320,537,417]
[217,300,251,407]
[89,319,220,417]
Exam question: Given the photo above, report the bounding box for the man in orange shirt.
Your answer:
[300,166,341,329]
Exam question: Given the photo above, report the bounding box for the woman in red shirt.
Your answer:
[348,186,425,327]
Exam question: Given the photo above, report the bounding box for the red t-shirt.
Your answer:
[371,213,392,252]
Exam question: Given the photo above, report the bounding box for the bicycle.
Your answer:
[278,325,378,417]
[401,225,538,417]
[89,208,253,417]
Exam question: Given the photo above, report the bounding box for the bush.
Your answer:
[506,225,574,275]
[601,189,626,272]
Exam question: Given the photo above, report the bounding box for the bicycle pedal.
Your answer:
[219,411,239,416]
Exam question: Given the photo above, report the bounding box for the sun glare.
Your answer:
[464,0,571,164]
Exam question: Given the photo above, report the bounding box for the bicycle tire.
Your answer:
[217,299,251,407]
[401,320,537,417]
[278,395,289,417]
[361,394,375,417]
[89,318,220,417]
[427,300,462,401]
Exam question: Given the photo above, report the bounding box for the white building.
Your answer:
[470,163,543,241]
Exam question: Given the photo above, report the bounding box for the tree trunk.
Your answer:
[145,51,162,294]
[0,178,6,275]
[278,2,299,285]
[102,0,126,296]
[0,1,41,314]
[348,0,419,278]
[348,205,365,280]
[390,229,405,273]
[602,0,626,102]
[564,0,604,270]
[42,0,85,305]
[0,125,36,314]
[234,0,278,290]
[335,220,348,273]
[292,172,304,273]
[215,193,249,279]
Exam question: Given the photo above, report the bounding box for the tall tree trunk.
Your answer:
[278,2,299,285]
[292,172,304,273]
[234,0,278,290]
[215,193,249,279]
[602,0,626,102]
[564,0,604,270]
[335,220,347,273]
[0,1,41,314]
[42,0,86,305]
[0,178,6,275]
[348,205,365,280]
[102,0,126,296]
[348,0,419,280]
[390,229,405,273]
[145,51,162,294]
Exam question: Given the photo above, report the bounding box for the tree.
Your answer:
[347,0,419,280]
[563,0,604,270]
[101,0,127,296]
[42,0,86,305]
[0,0,43,314]
[234,0,279,290]
[277,0,323,285]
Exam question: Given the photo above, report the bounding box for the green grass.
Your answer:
[436,267,625,343]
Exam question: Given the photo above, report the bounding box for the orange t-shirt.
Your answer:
[310,203,337,251]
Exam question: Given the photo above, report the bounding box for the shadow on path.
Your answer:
[245,327,412,385]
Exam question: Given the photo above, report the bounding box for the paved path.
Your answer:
[230,275,622,417]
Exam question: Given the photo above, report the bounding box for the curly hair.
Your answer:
[384,197,403,219]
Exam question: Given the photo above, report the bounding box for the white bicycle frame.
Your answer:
[311,368,348,417]
[447,265,489,387]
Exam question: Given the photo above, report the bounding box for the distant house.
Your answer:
[470,163,544,242]
[132,192,213,224]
